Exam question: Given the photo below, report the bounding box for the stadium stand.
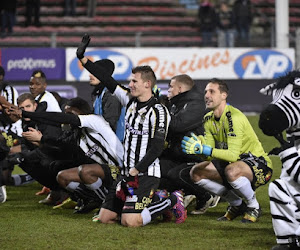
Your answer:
[0,0,298,48]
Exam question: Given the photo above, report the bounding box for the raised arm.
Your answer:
[76,34,119,93]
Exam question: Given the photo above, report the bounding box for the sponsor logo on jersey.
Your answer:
[135,196,152,210]
[85,144,99,157]
[234,49,293,79]
[70,49,133,81]
[225,111,236,137]
[126,121,149,135]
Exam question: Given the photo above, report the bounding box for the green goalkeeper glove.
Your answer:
[181,133,212,156]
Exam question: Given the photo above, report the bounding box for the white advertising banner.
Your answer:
[66,48,295,81]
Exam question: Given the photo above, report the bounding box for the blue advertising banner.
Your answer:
[1,48,65,80]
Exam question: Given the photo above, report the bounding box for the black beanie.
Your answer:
[94,59,115,76]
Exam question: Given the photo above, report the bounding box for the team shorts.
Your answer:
[101,175,160,215]
[101,164,120,188]
[212,152,273,190]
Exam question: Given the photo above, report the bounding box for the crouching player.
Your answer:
[181,78,273,223]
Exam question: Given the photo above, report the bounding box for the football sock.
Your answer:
[66,182,97,200]
[85,178,106,201]
[195,179,226,196]
[229,176,259,209]
[65,181,80,192]
[141,195,177,226]
[74,184,99,200]
[11,174,34,186]
[196,179,242,206]
[223,190,242,207]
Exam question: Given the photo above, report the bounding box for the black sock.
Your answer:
[74,184,100,202]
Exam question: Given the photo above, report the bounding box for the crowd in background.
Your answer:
[197,0,253,47]
[0,0,254,47]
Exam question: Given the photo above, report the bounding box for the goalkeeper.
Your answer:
[181,78,273,223]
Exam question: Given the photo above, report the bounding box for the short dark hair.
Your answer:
[171,74,194,89]
[66,97,92,115]
[0,66,5,77]
[17,93,36,105]
[209,78,229,95]
[31,70,46,82]
[132,66,156,88]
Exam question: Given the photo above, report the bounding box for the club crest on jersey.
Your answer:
[139,114,146,124]
[138,108,147,124]
[129,107,135,113]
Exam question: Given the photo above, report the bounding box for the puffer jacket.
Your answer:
[163,86,206,162]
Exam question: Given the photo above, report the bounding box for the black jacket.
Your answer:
[162,86,206,162]
[198,4,217,32]
[22,101,62,151]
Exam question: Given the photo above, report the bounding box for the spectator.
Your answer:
[64,0,76,16]
[197,0,217,46]
[216,1,235,47]
[25,0,41,27]
[87,0,97,17]
[233,0,252,47]
[0,0,17,38]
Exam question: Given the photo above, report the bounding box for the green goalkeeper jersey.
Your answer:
[203,104,272,169]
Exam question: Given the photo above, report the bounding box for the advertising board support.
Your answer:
[275,0,289,48]
[51,32,57,48]
[296,28,300,69]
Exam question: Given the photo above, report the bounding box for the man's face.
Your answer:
[167,79,181,100]
[29,77,47,98]
[89,74,100,86]
[19,99,37,121]
[128,72,149,98]
[204,82,227,110]
[0,75,3,82]
[19,99,37,112]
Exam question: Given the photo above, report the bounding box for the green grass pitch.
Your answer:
[0,115,283,250]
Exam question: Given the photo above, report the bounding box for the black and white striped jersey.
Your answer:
[114,86,170,178]
[83,59,170,178]
[0,84,23,136]
[79,114,124,167]
[1,84,18,105]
